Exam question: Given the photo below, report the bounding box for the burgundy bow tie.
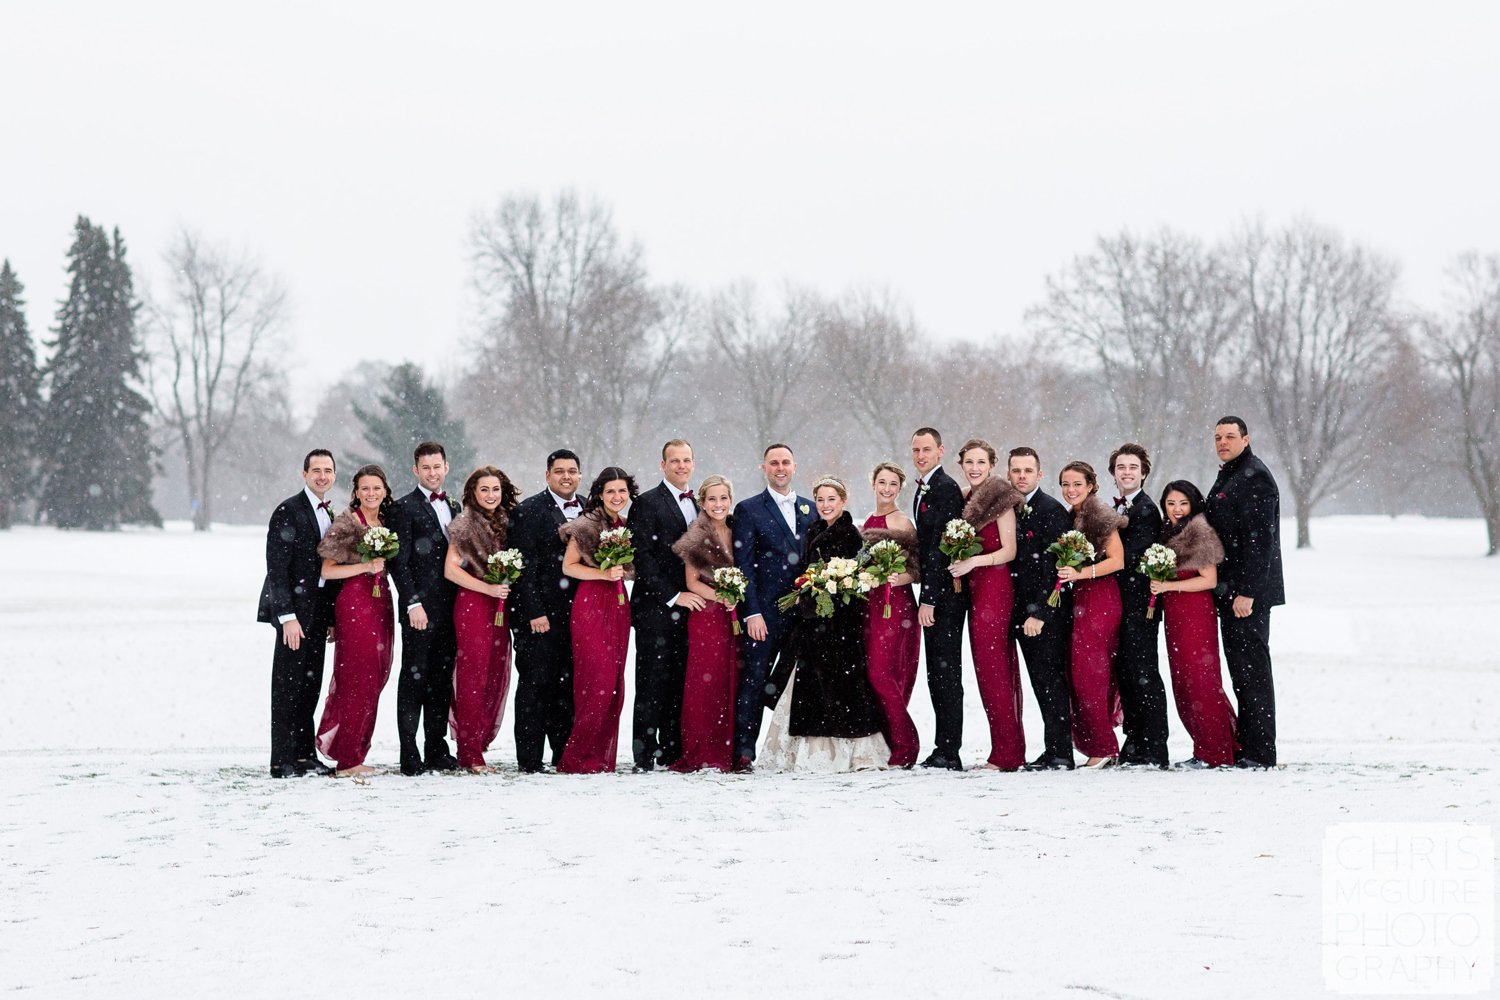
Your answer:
[563,499,581,509]
[429,491,447,503]
[1114,496,1128,508]
[317,501,332,513]
[678,491,694,502]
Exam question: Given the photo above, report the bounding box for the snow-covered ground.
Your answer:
[2,516,1496,998]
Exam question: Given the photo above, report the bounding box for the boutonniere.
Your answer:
[1123,497,1134,512]
[1019,503,1033,519]
[448,498,461,514]
[1025,530,1034,539]
[1215,492,1227,500]
[798,503,810,515]
[919,483,931,497]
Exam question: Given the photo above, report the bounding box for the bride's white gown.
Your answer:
[758,670,891,772]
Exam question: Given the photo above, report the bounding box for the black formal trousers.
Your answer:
[1013,619,1073,761]
[632,619,689,767]
[513,625,575,769]
[922,597,968,757]
[268,605,330,770]
[1115,613,1170,765]
[396,616,458,758]
[1220,606,1276,765]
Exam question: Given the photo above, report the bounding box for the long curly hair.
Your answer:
[582,466,640,518]
[462,465,519,536]
[348,464,395,524]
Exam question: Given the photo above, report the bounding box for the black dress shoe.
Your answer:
[270,763,297,778]
[1174,757,1213,770]
[295,758,334,776]
[399,754,424,777]
[731,756,754,774]
[517,761,545,774]
[919,752,964,771]
[425,752,460,773]
[631,762,655,773]
[1022,754,1076,771]
[1234,757,1273,770]
[1116,759,1170,771]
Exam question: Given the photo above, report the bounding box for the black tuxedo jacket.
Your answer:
[1115,491,1164,615]
[628,482,695,631]
[914,465,967,614]
[1205,447,1285,607]
[388,487,460,624]
[510,490,576,625]
[1009,488,1072,626]
[256,491,338,626]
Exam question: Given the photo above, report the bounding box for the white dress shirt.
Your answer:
[1115,488,1142,513]
[551,489,582,520]
[770,486,797,534]
[427,489,454,538]
[667,481,697,525]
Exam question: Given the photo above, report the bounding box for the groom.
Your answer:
[731,443,816,771]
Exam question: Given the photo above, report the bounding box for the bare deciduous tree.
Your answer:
[466,192,678,471]
[818,287,928,461]
[1028,229,1241,486]
[1237,221,1399,548]
[702,280,821,451]
[1426,253,1500,555]
[147,231,285,531]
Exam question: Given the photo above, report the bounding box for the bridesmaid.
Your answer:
[947,439,1025,771]
[1054,460,1128,769]
[557,467,638,774]
[1150,480,1239,769]
[669,474,740,772]
[859,461,922,768]
[315,464,397,778]
[443,465,520,773]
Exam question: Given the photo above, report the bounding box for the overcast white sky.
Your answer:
[4,1,1498,405]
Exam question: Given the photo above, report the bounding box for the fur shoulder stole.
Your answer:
[673,513,736,585]
[318,510,371,564]
[1073,495,1129,554]
[963,477,1023,529]
[448,509,509,572]
[1164,513,1225,571]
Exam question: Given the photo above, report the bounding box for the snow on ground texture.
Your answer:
[2,516,1497,998]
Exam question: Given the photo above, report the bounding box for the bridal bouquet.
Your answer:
[356,525,400,597]
[1044,530,1095,607]
[595,526,635,605]
[777,557,877,618]
[860,538,908,619]
[483,548,525,626]
[712,566,749,634]
[938,518,982,592]
[1136,543,1177,620]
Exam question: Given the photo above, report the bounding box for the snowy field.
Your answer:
[2,516,1497,998]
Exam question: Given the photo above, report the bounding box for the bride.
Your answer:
[760,475,890,772]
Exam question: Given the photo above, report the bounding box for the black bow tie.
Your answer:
[429,491,447,503]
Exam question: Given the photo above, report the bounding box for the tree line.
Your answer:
[2,198,1497,555]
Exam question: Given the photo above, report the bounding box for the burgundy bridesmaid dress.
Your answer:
[670,601,739,772]
[861,514,921,768]
[450,588,513,769]
[316,551,395,770]
[1162,570,1239,766]
[558,544,632,774]
[1069,574,1122,758]
[967,518,1025,770]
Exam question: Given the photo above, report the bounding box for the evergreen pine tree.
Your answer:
[0,260,43,528]
[352,362,474,480]
[41,217,160,529]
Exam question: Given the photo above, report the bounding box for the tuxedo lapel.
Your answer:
[761,490,797,546]
[408,488,441,534]
[296,491,320,541]
[660,482,689,533]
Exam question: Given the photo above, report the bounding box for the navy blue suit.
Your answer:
[731,487,816,759]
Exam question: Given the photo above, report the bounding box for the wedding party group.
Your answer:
[256,418,1285,780]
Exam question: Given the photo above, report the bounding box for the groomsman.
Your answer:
[257,449,340,778]
[628,439,705,770]
[1204,416,1285,768]
[732,443,816,771]
[388,441,462,775]
[911,427,967,770]
[510,448,583,773]
[1007,447,1075,770]
[1108,443,1170,769]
